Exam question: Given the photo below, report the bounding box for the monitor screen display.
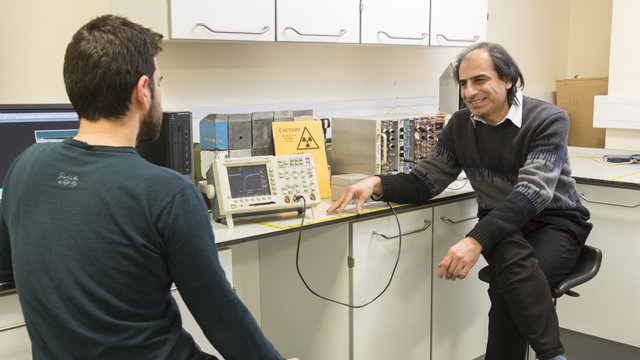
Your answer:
[0,104,79,191]
[226,164,271,199]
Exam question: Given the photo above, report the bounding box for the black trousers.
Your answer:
[482,221,582,360]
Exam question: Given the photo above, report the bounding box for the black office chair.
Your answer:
[478,244,603,304]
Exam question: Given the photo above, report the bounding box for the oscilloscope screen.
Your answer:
[227,164,271,198]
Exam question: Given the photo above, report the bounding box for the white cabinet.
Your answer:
[432,198,489,360]
[430,0,488,46]
[172,289,224,359]
[556,183,640,348]
[170,0,275,41]
[276,0,360,43]
[112,0,487,46]
[258,224,350,360]
[0,327,30,360]
[361,0,430,45]
[351,208,432,360]
[110,0,170,38]
[171,248,233,359]
[0,292,31,360]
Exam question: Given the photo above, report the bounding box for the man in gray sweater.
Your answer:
[328,42,591,360]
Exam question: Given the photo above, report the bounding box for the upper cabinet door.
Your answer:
[361,0,430,45]
[277,0,360,43]
[430,0,488,47]
[170,0,276,41]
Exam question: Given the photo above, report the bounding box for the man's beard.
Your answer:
[137,96,162,145]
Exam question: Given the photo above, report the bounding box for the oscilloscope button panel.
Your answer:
[213,154,321,216]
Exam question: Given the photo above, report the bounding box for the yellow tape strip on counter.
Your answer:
[250,203,410,230]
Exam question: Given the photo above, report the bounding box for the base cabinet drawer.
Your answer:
[0,293,30,359]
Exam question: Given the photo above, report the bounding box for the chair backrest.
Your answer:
[552,244,602,298]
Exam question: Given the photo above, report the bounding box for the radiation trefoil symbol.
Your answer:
[297,127,320,150]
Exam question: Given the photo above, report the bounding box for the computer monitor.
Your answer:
[0,105,194,200]
[0,104,79,193]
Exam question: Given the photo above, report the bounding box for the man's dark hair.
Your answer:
[63,15,163,121]
[454,42,525,107]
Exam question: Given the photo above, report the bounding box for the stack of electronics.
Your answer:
[136,111,194,181]
[331,114,445,175]
[198,110,324,227]
[199,109,313,158]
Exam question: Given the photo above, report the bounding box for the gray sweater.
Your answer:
[378,96,592,251]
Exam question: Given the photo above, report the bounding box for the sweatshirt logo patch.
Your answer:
[57,172,79,188]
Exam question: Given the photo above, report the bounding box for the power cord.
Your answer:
[447,176,469,190]
[294,195,402,308]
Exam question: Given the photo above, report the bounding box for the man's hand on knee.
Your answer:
[437,236,483,281]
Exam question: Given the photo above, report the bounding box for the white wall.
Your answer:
[487,0,571,99]
[567,0,612,78]
[0,0,110,103]
[604,0,640,150]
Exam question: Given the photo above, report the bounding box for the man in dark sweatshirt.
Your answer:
[0,15,297,360]
[328,42,591,360]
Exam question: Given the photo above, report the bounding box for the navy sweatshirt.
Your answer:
[0,138,283,360]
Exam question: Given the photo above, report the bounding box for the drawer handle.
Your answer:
[440,215,477,224]
[196,23,271,35]
[436,34,480,43]
[377,31,428,41]
[0,322,26,333]
[372,219,431,239]
[580,193,640,208]
[285,26,347,38]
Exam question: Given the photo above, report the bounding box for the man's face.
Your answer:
[458,49,512,125]
[137,60,163,144]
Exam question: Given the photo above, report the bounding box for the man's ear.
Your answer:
[132,75,151,111]
[504,76,513,90]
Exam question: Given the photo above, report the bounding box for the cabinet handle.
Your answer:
[0,322,26,333]
[196,23,271,35]
[580,193,640,208]
[284,26,347,38]
[372,219,431,239]
[436,34,480,43]
[440,215,477,224]
[377,31,428,41]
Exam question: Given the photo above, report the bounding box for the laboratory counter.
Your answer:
[210,146,640,247]
[210,179,475,247]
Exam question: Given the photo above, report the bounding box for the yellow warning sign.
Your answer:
[272,121,331,199]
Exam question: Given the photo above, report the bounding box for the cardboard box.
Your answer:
[556,77,608,148]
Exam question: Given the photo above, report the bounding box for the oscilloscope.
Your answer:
[212,154,321,228]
